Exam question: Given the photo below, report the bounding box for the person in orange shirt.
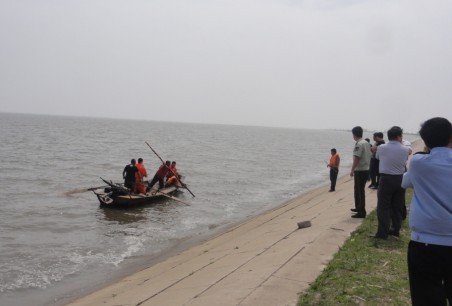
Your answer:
[166,161,177,179]
[327,148,340,192]
[166,161,181,187]
[134,158,147,194]
[136,158,148,178]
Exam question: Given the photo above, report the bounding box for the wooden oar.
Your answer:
[131,191,190,206]
[64,185,109,196]
[155,191,190,206]
[87,185,109,191]
[145,141,196,197]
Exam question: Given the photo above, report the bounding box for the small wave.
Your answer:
[68,236,146,268]
[0,260,79,292]
[0,236,146,293]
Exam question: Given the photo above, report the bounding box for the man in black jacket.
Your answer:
[123,159,138,191]
[369,132,385,189]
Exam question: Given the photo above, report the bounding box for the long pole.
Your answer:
[156,191,190,205]
[145,141,196,197]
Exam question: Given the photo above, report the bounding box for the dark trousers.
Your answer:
[369,158,380,187]
[124,180,135,191]
[149,175,164,190]
[408,241,452,306]
[354,170,369,215]
[376,174,405,237]
[330,168,338,191]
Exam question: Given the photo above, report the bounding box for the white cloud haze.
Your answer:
[1,0,451,132]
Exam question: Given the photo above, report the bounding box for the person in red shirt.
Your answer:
[134,158,147,194]
[327,148,340,192]
[148,160,171,191]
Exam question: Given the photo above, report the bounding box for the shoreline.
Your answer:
[64,139,422,306]
[64,174,366,306]
[55,178,338,306]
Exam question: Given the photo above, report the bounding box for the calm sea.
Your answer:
[0,113,407,306]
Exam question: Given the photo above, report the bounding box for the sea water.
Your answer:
[0,113,413,305]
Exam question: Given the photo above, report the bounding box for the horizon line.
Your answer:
[0,110,419,135]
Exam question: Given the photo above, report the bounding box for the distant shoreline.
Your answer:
[0,111,421,134]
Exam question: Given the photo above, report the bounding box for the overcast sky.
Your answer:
[0,0,451,132]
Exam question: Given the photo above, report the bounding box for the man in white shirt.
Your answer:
[374,126,410,238]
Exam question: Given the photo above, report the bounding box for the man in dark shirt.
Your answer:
[123,159,138,191]
[369,132,385,189]
[148,160,171,191]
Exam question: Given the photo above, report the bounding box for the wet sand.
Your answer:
[67,140,423,306]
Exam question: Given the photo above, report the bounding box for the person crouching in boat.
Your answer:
[148,160,171,191]
[134,158,147,194]
[165,161,179,187]
[166,161,178,180]
[123,159,138,191]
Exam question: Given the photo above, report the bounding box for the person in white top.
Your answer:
[374,126,410,239]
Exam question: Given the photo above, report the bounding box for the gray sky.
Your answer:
[1,0,451,132]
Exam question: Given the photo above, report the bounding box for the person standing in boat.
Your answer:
[135,158,147,194]
[148,160,171,191]
[123,159,138,191]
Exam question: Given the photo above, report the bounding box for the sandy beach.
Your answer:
[67,140,422,306]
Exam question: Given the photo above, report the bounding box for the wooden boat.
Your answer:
[92,178,185,207]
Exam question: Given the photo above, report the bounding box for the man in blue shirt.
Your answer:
[402,117,452,305]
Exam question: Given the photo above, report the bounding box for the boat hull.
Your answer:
[94,186,180,208]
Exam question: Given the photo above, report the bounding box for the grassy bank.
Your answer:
[298,190,413,305]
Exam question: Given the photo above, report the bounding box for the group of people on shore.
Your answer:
[326,131,391,193]
[328,117,452,305]
[349,125,413,220]
[327,126,412,220]
[326,130,391,193]
[122,158,180,194]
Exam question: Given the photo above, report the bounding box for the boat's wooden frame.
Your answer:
[93,186,180,207]
[92,178,183,207]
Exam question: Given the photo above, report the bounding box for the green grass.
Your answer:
[298,190,413,305]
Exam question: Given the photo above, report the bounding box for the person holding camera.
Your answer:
[402,117,452,305]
